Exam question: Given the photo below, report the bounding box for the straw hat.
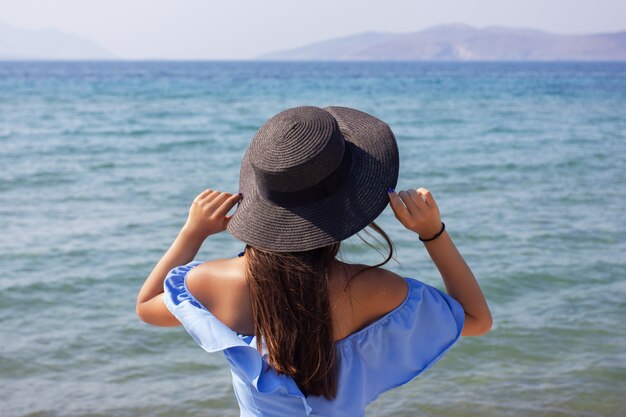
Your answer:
[226,106,399,252]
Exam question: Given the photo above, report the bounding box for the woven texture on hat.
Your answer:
[249,106,345,192]
[227,106,399,252]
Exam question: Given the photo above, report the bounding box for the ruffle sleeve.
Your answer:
[162,261,315,415]
[335,277,465,407]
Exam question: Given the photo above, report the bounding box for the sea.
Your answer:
[1,61,625,417]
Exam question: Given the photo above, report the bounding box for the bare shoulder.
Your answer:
[340,263,409,314]
[185,257,247,309]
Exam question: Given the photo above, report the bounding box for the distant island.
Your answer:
[2,21,625,61]
[0,21,116,60]
[259,23,626,61]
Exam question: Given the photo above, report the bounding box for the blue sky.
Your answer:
[1,0,624,59]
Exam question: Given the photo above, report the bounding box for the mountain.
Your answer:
[259,23,626,61]
[0,22,116,60]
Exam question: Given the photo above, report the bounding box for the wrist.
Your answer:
[418,222,445,242]
[179,226,210,243]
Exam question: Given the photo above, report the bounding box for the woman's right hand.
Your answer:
[388,187,443,239]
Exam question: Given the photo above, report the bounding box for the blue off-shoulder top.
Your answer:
[163,259,465,417]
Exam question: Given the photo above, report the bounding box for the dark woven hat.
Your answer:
[226,106,399,252]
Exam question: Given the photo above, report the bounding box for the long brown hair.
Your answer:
[244,221,395,399]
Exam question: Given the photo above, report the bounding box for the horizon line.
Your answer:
[2,58,626,63]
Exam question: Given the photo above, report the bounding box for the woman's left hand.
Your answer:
[182,189,242,241]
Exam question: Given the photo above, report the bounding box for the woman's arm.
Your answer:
[388,187,492,336]
[422,229,492,336]
[136,229,205,306]
[135,189,241,326]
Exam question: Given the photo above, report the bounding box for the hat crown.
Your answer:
[249,106,346,193]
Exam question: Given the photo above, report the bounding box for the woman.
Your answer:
[136,106,492,417]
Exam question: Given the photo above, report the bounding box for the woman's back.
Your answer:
[184,255,409,343]
[162,258,465,417]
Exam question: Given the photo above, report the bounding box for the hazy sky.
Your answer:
[1,0,625,59]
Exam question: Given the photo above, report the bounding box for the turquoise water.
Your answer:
[1,61,625,417]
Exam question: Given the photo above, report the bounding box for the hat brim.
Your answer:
[226,106,399,252]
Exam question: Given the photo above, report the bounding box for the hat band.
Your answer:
[258,147,353,207]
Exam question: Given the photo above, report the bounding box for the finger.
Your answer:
[407,189,427,210]
[417,188,435,207]
[205,192,231,211]
[388,190,410,220]
[196,188,213,201]
[398,190,419,217]
[214,193,242,217]
[200,190,221,203]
